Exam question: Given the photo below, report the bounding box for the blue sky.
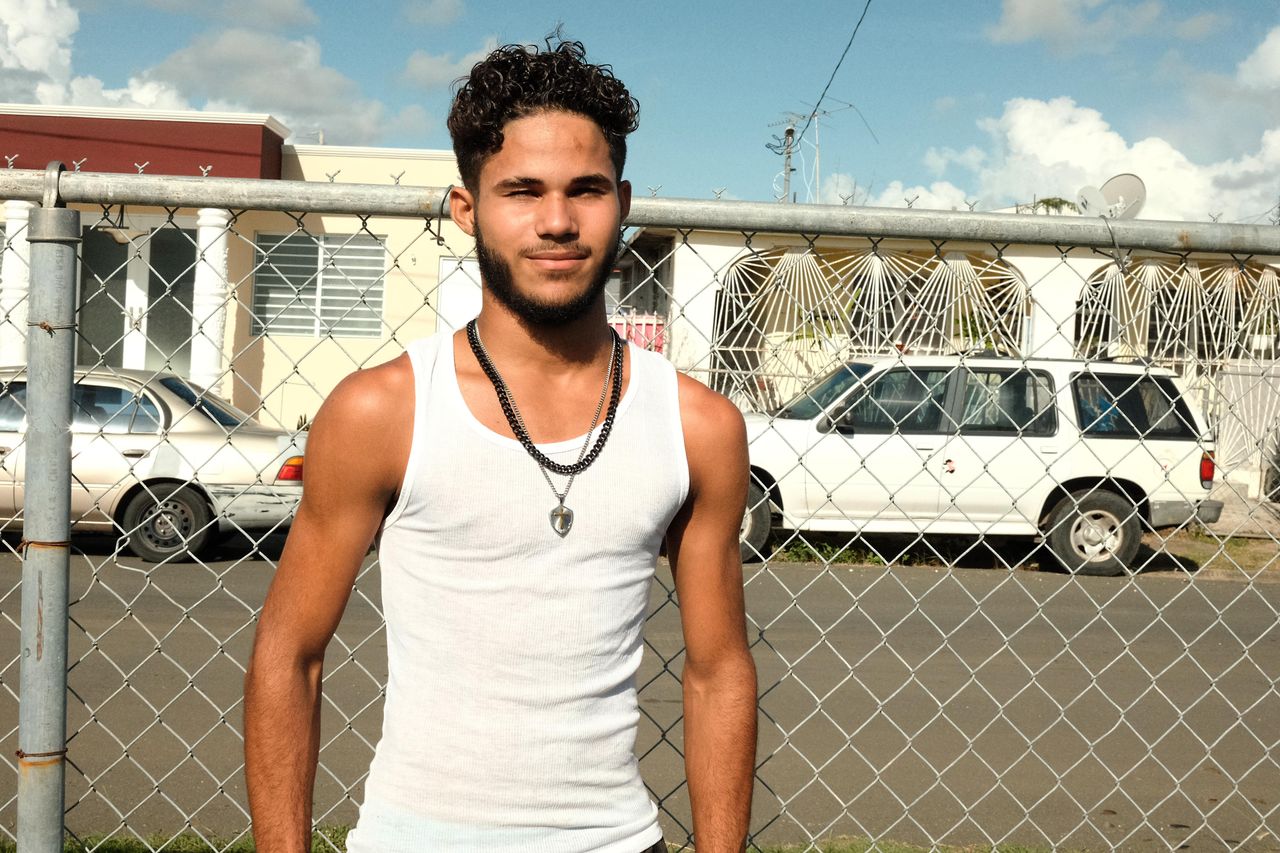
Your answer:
[3,0,1279,221]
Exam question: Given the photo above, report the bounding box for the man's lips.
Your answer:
[525,250,589,270]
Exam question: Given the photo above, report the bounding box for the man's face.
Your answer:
[452,110,632,326]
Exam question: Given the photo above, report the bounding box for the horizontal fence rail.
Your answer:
[2,168,1280,254]
[1,165,1278,853]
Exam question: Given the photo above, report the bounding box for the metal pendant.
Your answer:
[550,503,574,537]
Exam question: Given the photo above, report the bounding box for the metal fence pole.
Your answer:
[17,164,80,853]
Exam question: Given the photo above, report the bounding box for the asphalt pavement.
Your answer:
[2,536,1277,851]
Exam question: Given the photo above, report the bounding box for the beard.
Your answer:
[474,224,621,327]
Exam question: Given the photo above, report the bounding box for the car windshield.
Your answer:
[159,377,253,428]
[773,362,873,419]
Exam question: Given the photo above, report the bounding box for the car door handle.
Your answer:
[1038,446,1059,454]
[122,449,148,459]
[0,447,8,455]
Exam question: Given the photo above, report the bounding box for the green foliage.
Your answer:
[1034,197,1079,214]
[0,827,349,853]
[0,833,1066,853]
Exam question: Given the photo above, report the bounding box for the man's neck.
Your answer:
[472,300,615,375]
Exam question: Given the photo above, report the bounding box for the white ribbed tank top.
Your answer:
[346,332,688,853]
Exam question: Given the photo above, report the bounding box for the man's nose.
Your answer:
[535,194,577,239]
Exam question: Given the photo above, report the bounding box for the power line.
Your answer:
[792,0,875,152]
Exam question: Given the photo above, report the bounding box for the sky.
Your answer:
[1,0,1279,222]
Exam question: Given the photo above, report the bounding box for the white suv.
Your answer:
[742,355,1223,576]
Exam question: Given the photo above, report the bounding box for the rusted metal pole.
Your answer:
[17,163,79,853]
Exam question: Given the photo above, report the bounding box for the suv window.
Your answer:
[959,369,1056,436]
[775,362,873,420]
[0,382,27,431]
[837,368,952,433]
[72,384,163,434]
[1073,373,1198,439]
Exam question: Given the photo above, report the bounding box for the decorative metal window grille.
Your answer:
[1076,260,1280,364]
[714,247,1028,411]
[251,233,386,338]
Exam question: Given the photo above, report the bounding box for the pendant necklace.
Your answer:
[466,319,623,537]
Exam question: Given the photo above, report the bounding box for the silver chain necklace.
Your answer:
[467,321,619,537]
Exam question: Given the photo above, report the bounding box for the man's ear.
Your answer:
[618,179,632,222]
[450,185,477,236]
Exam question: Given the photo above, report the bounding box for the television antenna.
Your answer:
[768,98,876,203]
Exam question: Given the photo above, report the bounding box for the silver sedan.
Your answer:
[0,367,303,561]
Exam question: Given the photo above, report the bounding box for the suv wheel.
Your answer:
[1045,489,1140,577]
[121,484,213,562]
[741,481,771,563]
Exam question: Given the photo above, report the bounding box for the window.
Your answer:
[0,382,27,431]
[837,368,952,433]
[159,377,250,428]
[71,384,162,434]
[1073,373,1197,439]
[775,362,873,420]
[959,370,1056,436]
[252,233,386,338]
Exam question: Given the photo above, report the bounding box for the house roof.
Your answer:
[0,103,291,180]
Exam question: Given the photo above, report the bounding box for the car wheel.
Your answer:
[121,484,213,562]
[1045,489,1140,577]
[741,481,772,563]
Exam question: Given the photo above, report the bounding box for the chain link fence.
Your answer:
[2,166,1279,851]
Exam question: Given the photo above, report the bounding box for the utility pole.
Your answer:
[767,119,797,203]
[781,125,795,203]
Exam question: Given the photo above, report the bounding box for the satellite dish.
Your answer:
[1100,173,1146,219]
[1077,186,1107,216]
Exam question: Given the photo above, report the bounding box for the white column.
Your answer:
[190,208,231,392]
[0,200,36,366]
[122,240,150,368]
[1010,249,1109,360]
[665,234,744,381]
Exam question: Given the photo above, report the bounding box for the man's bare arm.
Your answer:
[667,374,758,853]
[244,359,412,853]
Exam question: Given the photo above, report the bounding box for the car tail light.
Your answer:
[1200,451,1214,489]
[277,455,304,482]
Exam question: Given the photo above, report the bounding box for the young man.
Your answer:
[244,40,757,853]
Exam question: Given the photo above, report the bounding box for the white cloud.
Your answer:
[0,0,415,145]
[925,95,1280,221]
[0,0,78,97]
[146,29,401,143]
[924,145,985,177]
[988,0,1156,54]
[402,39,495,89]
[140,0,317,29]
[818,172,972,211]
[1174,11,1227,41]
[0,0,189,108]
[987,0,1213,55]
[64,74,189,109]
[1237,26,1280,90]
[403,0,462,25]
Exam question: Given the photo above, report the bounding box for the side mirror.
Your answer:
[819,410,855,435]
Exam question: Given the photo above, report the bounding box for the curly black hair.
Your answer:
[447,38,640,190]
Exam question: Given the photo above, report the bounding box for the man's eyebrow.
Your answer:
[569,173,614,190]
[493,176,543,191]
[491,174,615,192]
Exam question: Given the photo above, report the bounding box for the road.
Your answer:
[2,536,1277,851]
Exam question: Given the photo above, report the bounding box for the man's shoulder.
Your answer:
[673,371,745,444]
[317,353,415,431]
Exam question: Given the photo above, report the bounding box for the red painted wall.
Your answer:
[0,114,285,179]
